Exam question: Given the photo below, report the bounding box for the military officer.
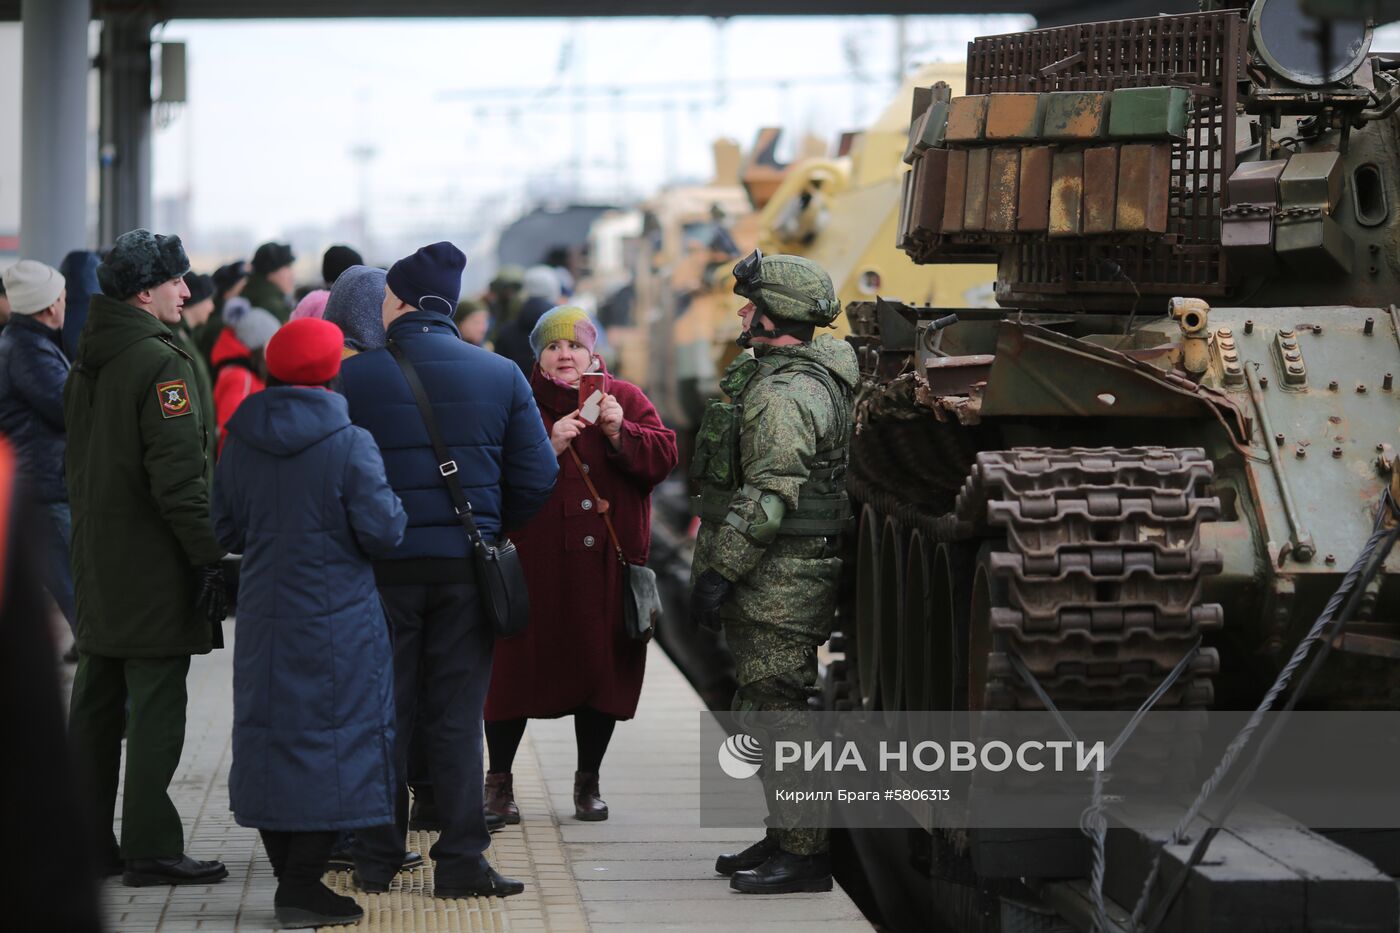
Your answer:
[689,249,858,894]
[65,229,230,886]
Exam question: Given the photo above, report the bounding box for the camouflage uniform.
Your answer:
[690,254,858,857]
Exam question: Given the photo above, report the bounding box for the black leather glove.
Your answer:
[196,563,229,627]
[690,569,733,633]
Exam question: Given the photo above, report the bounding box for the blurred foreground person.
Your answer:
[342,241,556,898]
[0,443,102,932]
[485,306,676,824]
[65,229,230,886]
[0,261,77,654]
[214,318,405,928]
[690,250,855,894]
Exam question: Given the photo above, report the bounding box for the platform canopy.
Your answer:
[0,0,1195,28]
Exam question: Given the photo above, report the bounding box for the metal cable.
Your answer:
[1009,638,1202,933]
[1130,503,1399,931]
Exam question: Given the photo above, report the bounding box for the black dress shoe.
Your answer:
[401,850,424,871]
[715,835,779,876]
[123,855,229,887]
[729,850,833,894]
[434,866,525,899]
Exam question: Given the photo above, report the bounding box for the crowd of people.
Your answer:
[1,225,854,927]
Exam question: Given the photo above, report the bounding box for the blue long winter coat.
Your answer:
[0,314,71,503]
[212,386,407,831]
[339,309,557,560]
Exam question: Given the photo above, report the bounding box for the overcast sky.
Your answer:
[150,15,1030,243]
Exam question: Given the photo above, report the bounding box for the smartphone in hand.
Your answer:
[578,373,606,425]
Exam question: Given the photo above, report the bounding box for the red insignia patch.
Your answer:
[156,379,192,418]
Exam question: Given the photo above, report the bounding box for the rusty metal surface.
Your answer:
[911,148,948,238]
[947,94,989,143]
[986,147,1021,233]
[1042,90,1108,140]
[960,10,1246,305]
[1114,142,1171,234]
[1083,145,1119,235]
[964,147,991,232]
[979,322,1225,419]
[1017,145,1054,232]
[985,92,1044,141]
[1049,150,1083,237]
[955,447,1223,710]
[942,149,969,234]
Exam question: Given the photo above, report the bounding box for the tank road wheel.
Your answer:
[855,505,882,711]
[967,548,1002,711]
[901,532,934,711]
[878,516,907,715]
[954,448,1224,712]
[933,542,971,713]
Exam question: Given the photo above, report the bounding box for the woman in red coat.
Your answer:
[484,306,677,822]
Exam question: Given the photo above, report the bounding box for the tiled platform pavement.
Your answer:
[91,636,871,932]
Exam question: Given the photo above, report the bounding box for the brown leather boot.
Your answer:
[573,771,609,821]
[484,772,520,825]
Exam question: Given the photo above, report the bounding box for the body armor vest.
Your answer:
[691,351,853,536]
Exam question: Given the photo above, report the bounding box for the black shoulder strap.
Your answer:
[387,340,486,546]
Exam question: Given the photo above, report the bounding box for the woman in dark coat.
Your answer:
[212,318,406,929]
[484,306,677,823]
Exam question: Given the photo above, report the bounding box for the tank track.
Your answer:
[955,447,1224,712]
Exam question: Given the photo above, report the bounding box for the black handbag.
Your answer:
[387,341,530,637]
[567,446,660,642]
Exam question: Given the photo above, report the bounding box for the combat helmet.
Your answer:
[733,249,840,327]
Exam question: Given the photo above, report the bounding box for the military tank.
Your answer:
[826,2,1400,930]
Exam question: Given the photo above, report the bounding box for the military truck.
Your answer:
[753,62,1000,330]
[827,2,1400,930]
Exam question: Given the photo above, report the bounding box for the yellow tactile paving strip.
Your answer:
[317,732,589,933]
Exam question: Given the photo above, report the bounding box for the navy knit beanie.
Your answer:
[386,241,465,316]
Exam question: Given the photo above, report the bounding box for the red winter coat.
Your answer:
[211,328,266,455]
[485,363,678,721]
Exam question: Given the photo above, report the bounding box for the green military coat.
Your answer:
[65,294,225,658]
[691,335,859,641]
[167,321,217,462]
[240,273,293,323]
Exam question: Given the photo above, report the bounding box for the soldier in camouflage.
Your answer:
[689,249,858,894]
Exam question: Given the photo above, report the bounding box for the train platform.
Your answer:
[83,637,872,933]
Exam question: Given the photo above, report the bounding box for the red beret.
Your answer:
[266,318,344,385]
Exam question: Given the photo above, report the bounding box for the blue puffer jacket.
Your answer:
[340,310,558,571]
[0,314,71,503]
[212,387,406,831]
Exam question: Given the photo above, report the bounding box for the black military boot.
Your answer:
[729,849,833,894]
[714,835,779,876]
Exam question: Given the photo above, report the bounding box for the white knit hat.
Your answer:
[2,260,65,315]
